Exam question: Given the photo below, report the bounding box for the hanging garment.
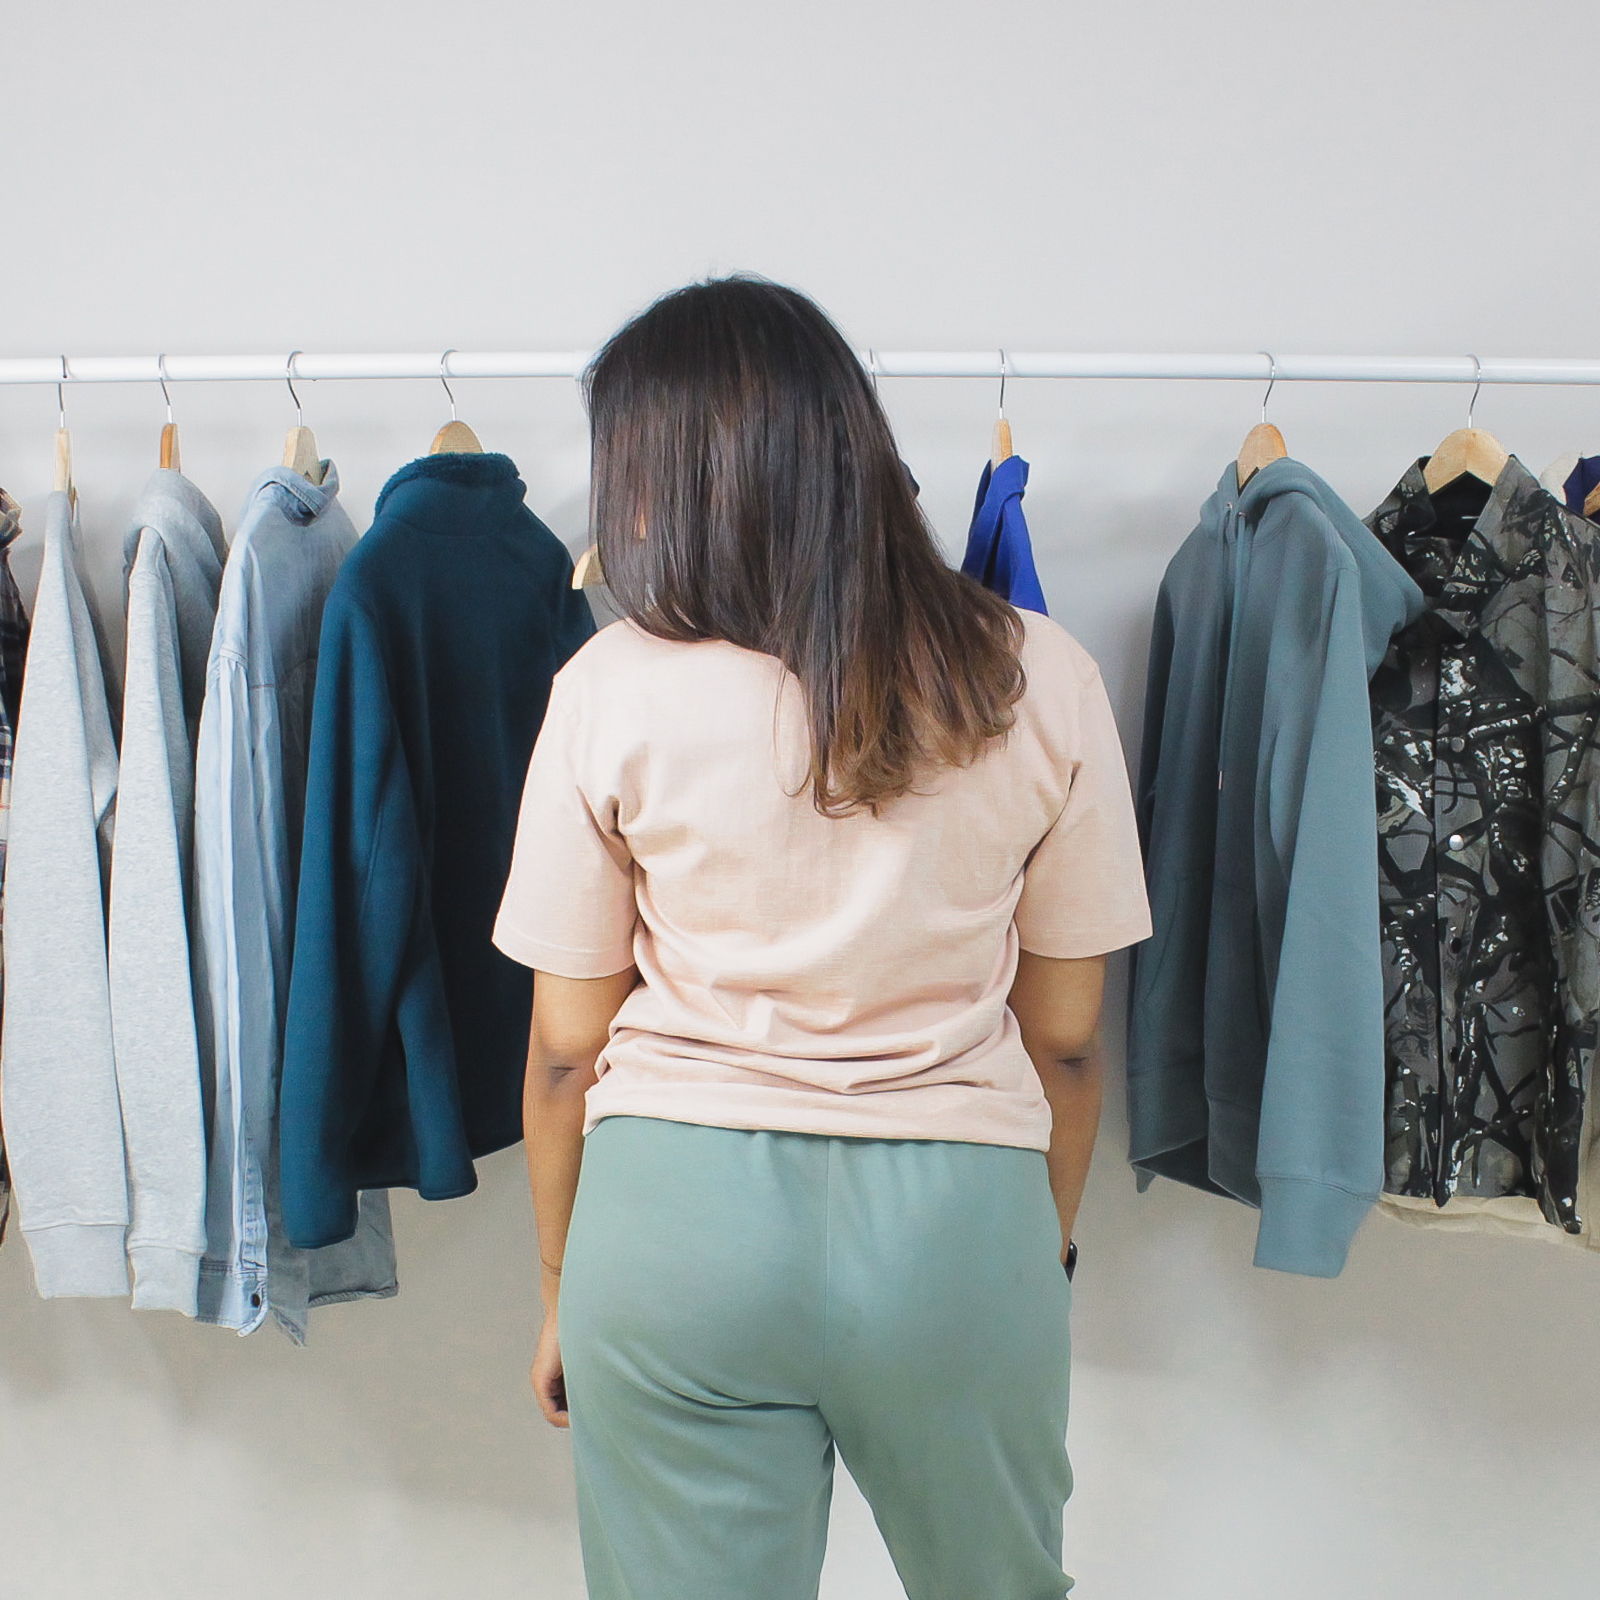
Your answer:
[0,490,31,1250]
[194,464,397,1342]
[0,491,125,1297]
[1365,459,1600,1234]
[961,454,1048,614]
[1538,452,1600,517]
[107,471,226,1315]
[279,452,594,1250]
[1128,458,1424,1277]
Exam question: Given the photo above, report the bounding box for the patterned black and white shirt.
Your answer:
[1366,458,1600,1230]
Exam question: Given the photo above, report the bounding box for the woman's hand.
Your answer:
[531,1313,570,1428]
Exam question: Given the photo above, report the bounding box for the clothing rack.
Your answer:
[3,352,1600,386]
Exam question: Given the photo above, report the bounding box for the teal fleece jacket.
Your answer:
[279,453,594,1249]
[1128,457,1424,1278]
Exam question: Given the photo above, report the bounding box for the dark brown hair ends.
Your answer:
[585,275,1025,816]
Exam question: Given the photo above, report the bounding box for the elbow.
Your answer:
[1031,1030,1103,1078]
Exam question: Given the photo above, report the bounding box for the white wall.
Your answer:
[3,3,1600,1596]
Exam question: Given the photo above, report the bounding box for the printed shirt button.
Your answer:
[1446,832,1466,851]
[1449,736,1466,752]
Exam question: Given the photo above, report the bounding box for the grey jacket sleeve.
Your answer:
[0,494,127,1297]
[107,532,207,1315]
[1253,555,1387,1276]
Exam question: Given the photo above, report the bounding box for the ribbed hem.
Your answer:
[24,1222,130,1298]
[1126,1063,1210,1166]
[1253,1176,1375,1278]
[129,1244,202,1317]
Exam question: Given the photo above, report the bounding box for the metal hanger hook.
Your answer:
[157,353,173,425]
[998,350,1009,418]
[57,355,69,430]
[1467,353,1483,429]
[440,349,459,422]
[1260,352,1277,423]
[285,350,304,424]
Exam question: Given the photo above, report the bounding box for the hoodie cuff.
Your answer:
[23,1222,131,1298]
[129,1244,202,1317]
[1253,1177,1374,1278]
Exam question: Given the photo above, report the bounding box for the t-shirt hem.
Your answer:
[581,1090,1052,1154]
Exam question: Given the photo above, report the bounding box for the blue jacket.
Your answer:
[1127,458,1424,1277]
[279,452,594,1249]
[193,465,396,1341]
[962,454,1047,613]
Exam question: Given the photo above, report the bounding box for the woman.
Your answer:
[492,277,1150,1600]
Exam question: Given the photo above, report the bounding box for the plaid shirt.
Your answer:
[0,489,30,1245]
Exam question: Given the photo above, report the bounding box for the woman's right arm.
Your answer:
[1008,949,1108,1265]
[524,965,639,1427]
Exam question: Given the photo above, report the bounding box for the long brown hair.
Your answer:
[585,275,1025,816]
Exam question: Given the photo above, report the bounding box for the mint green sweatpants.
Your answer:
[558,1115,1075,1600]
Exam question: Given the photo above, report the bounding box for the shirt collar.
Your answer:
[1369,455,1545,633]
[249,460,343,522]
[373,451,525,532]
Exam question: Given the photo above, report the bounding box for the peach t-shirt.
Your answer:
[492,611,1151,1152]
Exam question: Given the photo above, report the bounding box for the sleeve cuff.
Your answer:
[1017,913,1154,960]
[23,1222,131,1298]
[129,1243,202,1317]
[491,915,636,978]
[1253,1176,1375,1278]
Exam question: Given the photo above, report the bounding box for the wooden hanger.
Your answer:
[571,545,605,589]
[157,354,180,471]
[1423,429,1509,494]
[54,426,73,497]
[1582,477,1600,521]
[1423,357,1509,494]
[53,358,76,507]
[430,351,483,454]
[282,426,323,481]
[571,505,650,590]
[1236,355,1287,488]
[991,350,1013,468]
[281,352,326,484]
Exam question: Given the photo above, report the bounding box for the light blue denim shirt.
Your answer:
[193,465,397,1341]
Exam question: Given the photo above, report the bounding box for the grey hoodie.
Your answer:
[1128,458,1425,1277]
[108,470,227,1314]
[1,492,124,1297]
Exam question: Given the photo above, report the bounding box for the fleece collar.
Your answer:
[373,451,525,534]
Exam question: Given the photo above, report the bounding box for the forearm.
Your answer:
[1007,949,1108,1260]
[1035,1040,1105,1257]
[523,966,639,1315]
[524,1063,595,1313]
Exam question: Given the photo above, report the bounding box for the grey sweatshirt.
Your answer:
[108,471,226,1314]
[0,491,125,1297]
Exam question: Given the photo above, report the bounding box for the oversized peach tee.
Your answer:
[493,612,1151,1151]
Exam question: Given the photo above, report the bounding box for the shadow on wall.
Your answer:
[0,1145,567,1519]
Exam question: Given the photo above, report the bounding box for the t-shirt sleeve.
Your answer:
[492,673,639,978]
[1014,667,1153,959]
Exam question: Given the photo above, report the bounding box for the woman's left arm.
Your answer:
[1008,950,1108,1264]
[524,965,638,1426]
